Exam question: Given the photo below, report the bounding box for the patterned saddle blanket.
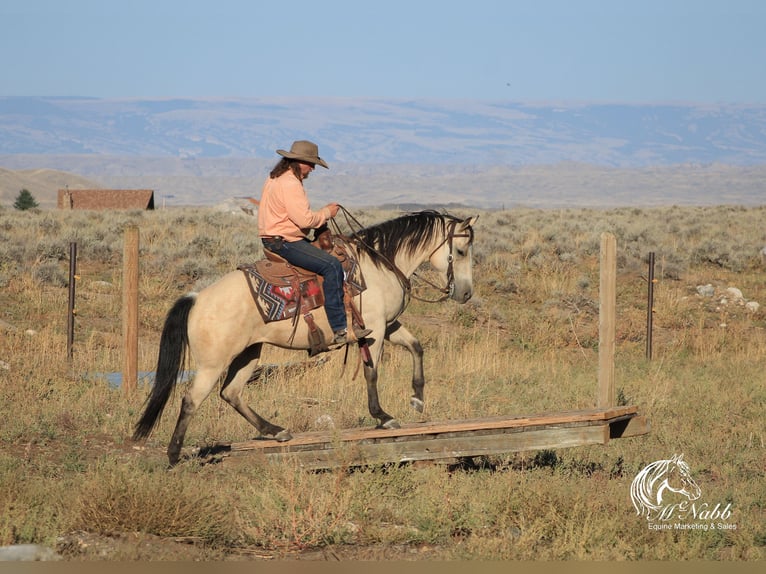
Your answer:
[238,236,366,324]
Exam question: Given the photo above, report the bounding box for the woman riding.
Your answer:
[257,140,371,347]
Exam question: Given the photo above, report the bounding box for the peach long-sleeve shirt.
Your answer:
[257,170,331,242]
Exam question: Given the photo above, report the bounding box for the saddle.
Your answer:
[238,229,367,355]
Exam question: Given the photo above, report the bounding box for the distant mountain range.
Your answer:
[1,97,765,209]
[3,96,766,165]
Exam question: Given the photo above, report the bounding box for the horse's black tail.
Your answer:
[132,294,195,441]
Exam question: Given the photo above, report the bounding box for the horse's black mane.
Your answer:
[354,210,465,265]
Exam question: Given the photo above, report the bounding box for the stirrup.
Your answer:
[329,330,349,348]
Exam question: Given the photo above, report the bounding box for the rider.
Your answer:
[257,140,371,347]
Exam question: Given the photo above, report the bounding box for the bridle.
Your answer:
[333,207,472,305]
[411,219,472,303]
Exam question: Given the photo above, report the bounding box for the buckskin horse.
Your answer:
[133,210,478,465]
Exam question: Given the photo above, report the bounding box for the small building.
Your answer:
[58,189,155,210]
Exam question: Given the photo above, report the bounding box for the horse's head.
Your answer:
[429,215,478,303]
[357,211,479,303]
[664,454,702,501]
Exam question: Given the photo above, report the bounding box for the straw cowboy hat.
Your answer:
[276,140,329,169]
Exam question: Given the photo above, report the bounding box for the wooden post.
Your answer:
[646,252,655,360]
[67,242,77,361]
[123,226,139,394]
[598,232,616,408]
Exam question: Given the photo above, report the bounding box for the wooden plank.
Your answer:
[609,414,650,439]
[229,406,639,454]
[212,406,648,470]
[227,424,612,470]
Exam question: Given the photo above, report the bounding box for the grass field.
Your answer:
[0,204,764,560]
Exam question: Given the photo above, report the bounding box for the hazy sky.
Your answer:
[1,0,764,103]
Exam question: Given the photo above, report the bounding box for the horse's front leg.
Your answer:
[361,337,399,430]
[385,320,425,413]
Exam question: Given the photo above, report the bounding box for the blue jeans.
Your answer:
[262,237,346,333]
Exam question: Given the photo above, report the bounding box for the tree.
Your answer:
[14,189,39,211]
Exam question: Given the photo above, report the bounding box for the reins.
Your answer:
[332,206,412,312]
[333,206,468,305]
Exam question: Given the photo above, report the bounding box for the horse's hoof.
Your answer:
[274,429,293,442]
[410,397,424,413]
[381,419,401,430]
[167,450,181,468]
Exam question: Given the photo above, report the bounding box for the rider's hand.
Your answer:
[325,203,340,218]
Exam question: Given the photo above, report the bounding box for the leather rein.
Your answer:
[333,208,470,305]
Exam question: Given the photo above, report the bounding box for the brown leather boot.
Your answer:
[330,326,372,348]
[352,326,373,340]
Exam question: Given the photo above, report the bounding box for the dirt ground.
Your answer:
[53,529,450,561]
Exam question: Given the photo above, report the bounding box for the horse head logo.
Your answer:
[630,454,702,519]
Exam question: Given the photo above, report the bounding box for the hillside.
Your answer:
[1,161,764,210]
[0,167,103,209]
[2,96,765,209]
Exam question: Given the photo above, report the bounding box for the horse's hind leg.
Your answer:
[385,320,425,413]
[168,366,222,466]
[220,344,292,442]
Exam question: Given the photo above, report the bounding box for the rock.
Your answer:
[0,544,62,561]
[746,301,760,313]
[724,287,744,301]
[696,284,715,297]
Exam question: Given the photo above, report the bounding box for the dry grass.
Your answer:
[0,203,764,560]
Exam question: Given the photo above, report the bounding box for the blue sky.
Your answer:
[1,0,764,103]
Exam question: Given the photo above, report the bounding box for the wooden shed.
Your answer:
[58,189,155,210]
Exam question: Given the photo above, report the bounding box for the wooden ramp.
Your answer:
[213,405,649,470]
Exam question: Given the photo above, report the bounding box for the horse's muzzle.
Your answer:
[452,286,472,303]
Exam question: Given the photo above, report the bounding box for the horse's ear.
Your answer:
[460,215,479,230]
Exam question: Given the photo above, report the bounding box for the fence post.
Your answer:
[646,252,655,360]
[67,242,78,361]
[598,232,616,408]
[123,226,139,394]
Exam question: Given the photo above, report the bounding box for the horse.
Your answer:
[133,210,478,465]
[630,454,702,519]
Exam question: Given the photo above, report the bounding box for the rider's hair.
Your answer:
[270,158,302,180]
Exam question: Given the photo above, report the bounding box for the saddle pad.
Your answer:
[239,262,324,322]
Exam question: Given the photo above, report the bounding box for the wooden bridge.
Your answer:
[202,234,650,470]
[215,405,648,469]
